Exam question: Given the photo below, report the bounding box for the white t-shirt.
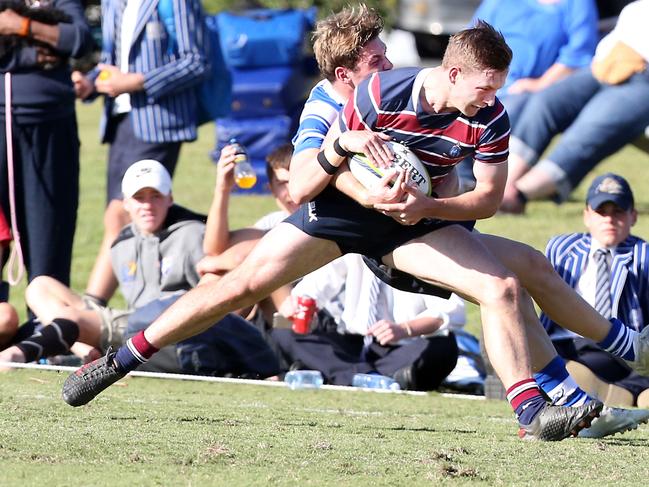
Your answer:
[291,253,466,338]
[113,0,142,114]
[595,0,649,62]
[253,210,289,232]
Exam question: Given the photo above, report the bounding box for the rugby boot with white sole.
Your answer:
[579,406,649,438]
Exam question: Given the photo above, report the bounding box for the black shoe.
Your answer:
[393,365,416,390]
[61,347,126,407]
[518,399,603,441]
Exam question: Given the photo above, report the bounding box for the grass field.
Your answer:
[2,102,649,486]
[3,368,649,486]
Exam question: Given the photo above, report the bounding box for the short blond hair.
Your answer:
[442,20,512,73]
[313,4,384,81]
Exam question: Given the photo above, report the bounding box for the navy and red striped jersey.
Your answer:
[340,67,510,185]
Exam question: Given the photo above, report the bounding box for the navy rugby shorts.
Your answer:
[284,187,475,261]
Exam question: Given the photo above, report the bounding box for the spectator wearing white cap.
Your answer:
[0,160,280,378]
[542,173,649,408]
[73,0,210,307]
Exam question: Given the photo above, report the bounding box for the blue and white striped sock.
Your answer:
[598,318,637,361]
[534,356,589,406]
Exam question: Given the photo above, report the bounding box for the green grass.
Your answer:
[3,100,649,486]
[2,368,649,486]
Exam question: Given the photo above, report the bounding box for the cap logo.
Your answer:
[596,177,624,195]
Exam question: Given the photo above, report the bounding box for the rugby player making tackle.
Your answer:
[63,10,649,441]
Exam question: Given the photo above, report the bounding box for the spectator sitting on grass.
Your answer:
[196,143,299,328]
[0,160,279,378]
[542,173,649,409]
[274,253,464,390]
[499,0,649,213]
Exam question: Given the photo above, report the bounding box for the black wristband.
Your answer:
[317,150,339,175]
[83,292,108,308]
[333,137,350,157]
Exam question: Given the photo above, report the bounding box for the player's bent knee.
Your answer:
[522,248,557,290]
[480,274,523,307]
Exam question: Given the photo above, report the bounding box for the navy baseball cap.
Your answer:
[586,173,634,211]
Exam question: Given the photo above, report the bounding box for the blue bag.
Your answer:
[217,8,316,68]
[229,65,308,119]
[213,115,293,160]
[158,1,232,124]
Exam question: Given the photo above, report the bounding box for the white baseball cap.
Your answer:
[121,159,172,199]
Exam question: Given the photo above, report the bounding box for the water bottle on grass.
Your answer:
[284,370,324,390]
[352,373,401,391]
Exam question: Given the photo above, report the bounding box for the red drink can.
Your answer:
[292,296,317,334]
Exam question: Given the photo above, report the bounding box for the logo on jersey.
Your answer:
[308,202,318,222]
[448,144,462,158]
[120,261,137,283]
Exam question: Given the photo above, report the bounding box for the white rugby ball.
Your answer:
[349,141,432,196]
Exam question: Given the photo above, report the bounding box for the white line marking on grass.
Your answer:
[441,393,485,401]
[1,361,476,399]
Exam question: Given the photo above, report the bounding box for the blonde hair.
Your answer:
[313,4,384,81]
[442,20,512,73]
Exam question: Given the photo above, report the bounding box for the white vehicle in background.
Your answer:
[396,0,480,58]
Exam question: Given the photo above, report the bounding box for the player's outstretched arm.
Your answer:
[288,118,393,204]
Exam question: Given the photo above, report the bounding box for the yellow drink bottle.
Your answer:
[230,139,257,189]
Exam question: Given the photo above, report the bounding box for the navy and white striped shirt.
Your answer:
[98,0,209,143]
[542,233,649,340]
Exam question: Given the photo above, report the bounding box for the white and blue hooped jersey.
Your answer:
[292,79,346,154]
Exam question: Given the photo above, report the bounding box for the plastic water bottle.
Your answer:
[352,373,401,391]
[229,138,257,189]
[284,370,324,390]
